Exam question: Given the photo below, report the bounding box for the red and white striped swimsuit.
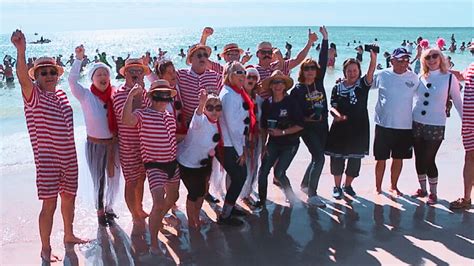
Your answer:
[177,69,222,124]
[462,63,474,151]
[134,108,179,191]
[113,84,148,183]
[23,85,78,200]
[256,60,290,98]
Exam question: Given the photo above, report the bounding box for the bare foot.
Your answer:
[41,248,62,263]
[375,188,382,195]
[64,235,89,244]
[389,187,403,196]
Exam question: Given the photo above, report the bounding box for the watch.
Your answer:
[282,130,286,135]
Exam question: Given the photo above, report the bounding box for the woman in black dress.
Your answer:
[325,49,377,199]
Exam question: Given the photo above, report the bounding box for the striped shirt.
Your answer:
[23,85,77,172]
[134,108,177,163]
[462,62,474,130]
[209,61,224,74]
[177,69,222,123]
[113,84,148,151]
[256,60,291,98]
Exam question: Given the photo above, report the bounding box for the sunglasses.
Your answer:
[303,65,318,71]
[40,70,58,77]
[424,53,440,61]
[195,53,209,59]
[247,75,258,81]
[270,80,285,85]
[259,50,273,56]
[234,70,246,75]
[205,104,222,112]
[127,68,144,75]
[395,58,410,62]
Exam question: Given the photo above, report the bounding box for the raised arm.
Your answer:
[11,30,33,99]
[365,49,378,85]
[318,26,329,79]
[122,84,143,126]
[68,45,88,100]
[200,27,214,45]
[196,89,207,116]
[287,28,318,70]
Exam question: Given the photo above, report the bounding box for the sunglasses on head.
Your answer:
[270,80,285,85]
[259,50,273,56]
[424,53,440,61]
[40,70,58,77]
[234,70,246,75]
[205,104,222,112]
[303,65,318,71]
[195,53,209,59]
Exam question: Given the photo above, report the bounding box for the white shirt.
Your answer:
[372,68,419,129]
[219,85,247,156]
[69,59,114,139]
[413,70,463,126]
[177,111,218,168]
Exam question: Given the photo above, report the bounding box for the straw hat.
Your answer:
[186,43,212,65]
[261,70,293,92]
[119,58,151,77]
[147,79,177,98]
[256,41,273,52]
[220,43,244,57]
[28,57,64,80]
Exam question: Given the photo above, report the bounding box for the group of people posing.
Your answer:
[9,26,472,262]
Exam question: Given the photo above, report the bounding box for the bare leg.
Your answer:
[334,175,342,187]
[390,159,403,195]
[149,188,166,251]
[375,160,386,194]
[125,180,139,220]
[61,193,88,244]
[464,151,474,200]
[39,198,61,262]
[136,175,148,218]
[344,176,355,187]
[186,199,197,228]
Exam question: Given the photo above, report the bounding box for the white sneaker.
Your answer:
[307,195,326,208]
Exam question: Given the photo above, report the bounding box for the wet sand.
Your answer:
[1,119,473,265]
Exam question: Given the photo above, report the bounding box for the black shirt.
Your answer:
[261,95,304,146]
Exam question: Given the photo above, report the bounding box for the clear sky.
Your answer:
[0,0,473,33]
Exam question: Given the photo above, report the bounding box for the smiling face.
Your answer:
[391,56,410,74]
[229,64,246,88]
[92,67,110,91]
[204,97,222,121]
[343,61,361,84]
[270,79,286,97]
[161,65,177,88]
[424,50,442,71]
[223,50,241,63]
[35,66,59,91]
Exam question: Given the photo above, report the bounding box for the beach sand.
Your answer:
[1,115,473,265]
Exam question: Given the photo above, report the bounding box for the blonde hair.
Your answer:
[420,48,448,77]
[223,61,244,86]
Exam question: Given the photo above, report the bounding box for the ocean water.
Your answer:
[0,26,472,168]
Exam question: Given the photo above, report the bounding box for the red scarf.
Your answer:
[91,83,117,135]
[230,85,257,138]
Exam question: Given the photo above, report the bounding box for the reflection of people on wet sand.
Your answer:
[11,29,88,263]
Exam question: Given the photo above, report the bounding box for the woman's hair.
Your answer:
[223,61,244,86]
[297,58,321,83]
[330,43,337,49]
[420,48,448,77]
[154,60,174,78]
[342,58,361,78]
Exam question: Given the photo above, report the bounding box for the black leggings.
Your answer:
[413,138,443,178]
[216,147,247,205]
[179,164,211,202]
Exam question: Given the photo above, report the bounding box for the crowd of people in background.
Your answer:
[7,27,473,262]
